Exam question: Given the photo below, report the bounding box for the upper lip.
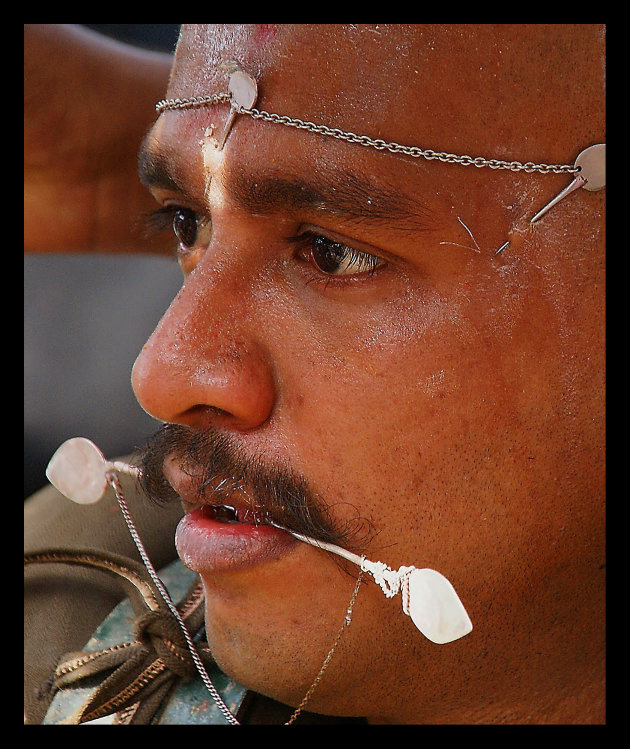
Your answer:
[163,455,270,521]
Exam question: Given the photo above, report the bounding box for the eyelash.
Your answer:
[142,206,208,256]
[289,231,383,282]
[142,205,182,235]
[142,206,385,282]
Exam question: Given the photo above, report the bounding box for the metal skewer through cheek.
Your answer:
[46,438,473,722]
[275,527,424,601]
[270,526,410,597]
[45,438,371,725]
[104,472,365,725]
[110,468,370,723]
[47,438,473,645]
[270,532,474,647]
[107,455,457,623]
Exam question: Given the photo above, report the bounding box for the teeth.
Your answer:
[202,504,239,523]
[201,504,270,525]
[239,507,273,525]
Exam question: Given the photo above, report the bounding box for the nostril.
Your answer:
[184,404,234,420]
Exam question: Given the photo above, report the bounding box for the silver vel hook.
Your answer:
[530,143,605,224]
[216,68,258,150]
[47,437,473,645]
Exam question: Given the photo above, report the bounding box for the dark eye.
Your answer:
[310,234,382,277]
[172,208,201,249]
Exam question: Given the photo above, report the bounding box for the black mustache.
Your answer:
[134,423,371,553]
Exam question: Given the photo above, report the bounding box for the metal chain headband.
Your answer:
[156,79,579,176]
[155,67,605,226]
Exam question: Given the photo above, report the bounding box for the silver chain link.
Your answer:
[284,568,364,725]
[156,93,231,112]
[156,94,579,175]
[244,107,579,175]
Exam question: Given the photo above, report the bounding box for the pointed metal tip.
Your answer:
[217,59,242,73]
[494,240,510,255]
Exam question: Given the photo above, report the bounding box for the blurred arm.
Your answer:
[24,24,174,254]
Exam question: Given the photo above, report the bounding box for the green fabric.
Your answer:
[41,560,249,724]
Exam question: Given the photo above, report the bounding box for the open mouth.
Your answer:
[164,460,277,528]
[175,501,298,574]
[198,502,273,526]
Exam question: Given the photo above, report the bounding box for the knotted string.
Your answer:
[25,549,215,724]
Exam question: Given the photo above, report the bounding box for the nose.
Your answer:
[131,256,276,432]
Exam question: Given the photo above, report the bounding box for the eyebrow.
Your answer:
[138,136,436,233]
[138,135,191,197]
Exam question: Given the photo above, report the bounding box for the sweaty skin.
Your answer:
[132,25,605,723]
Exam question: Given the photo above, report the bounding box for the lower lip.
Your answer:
[175,507,299,574]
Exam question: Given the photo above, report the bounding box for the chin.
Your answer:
[199,588,370,717]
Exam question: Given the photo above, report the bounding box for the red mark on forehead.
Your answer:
[254,24,276,42]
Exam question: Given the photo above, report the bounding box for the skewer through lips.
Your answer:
[47,437,473,644]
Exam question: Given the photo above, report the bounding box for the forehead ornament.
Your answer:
[157,67,605,225]
[216,69,258,149]
[529,143,606,224]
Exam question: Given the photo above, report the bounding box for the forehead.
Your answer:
[169,24,483,153]
[166,24,602,166]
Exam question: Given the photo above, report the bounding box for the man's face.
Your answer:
[132,25,605,722]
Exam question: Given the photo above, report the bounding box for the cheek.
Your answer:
[272,271,564,564]
[274,290,476,527]
[287,286,476,442]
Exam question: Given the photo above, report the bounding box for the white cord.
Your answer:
[276,526,413,595]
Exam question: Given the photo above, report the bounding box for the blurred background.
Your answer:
[24,25,182,497]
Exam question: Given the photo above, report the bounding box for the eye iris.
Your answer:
[172,208,198,248]
[312,235,349,274]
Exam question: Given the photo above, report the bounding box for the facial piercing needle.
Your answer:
[47,438,473,653]
[216,69,258,149]
[494,240,510,256]
[530,174,588,224]
[45,440,371,724]
[529,143,605,225]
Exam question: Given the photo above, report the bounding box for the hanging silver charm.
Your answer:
[530,143,606,224]
[216,69,258,150]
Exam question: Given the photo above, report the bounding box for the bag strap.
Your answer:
[25,548,215,724]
